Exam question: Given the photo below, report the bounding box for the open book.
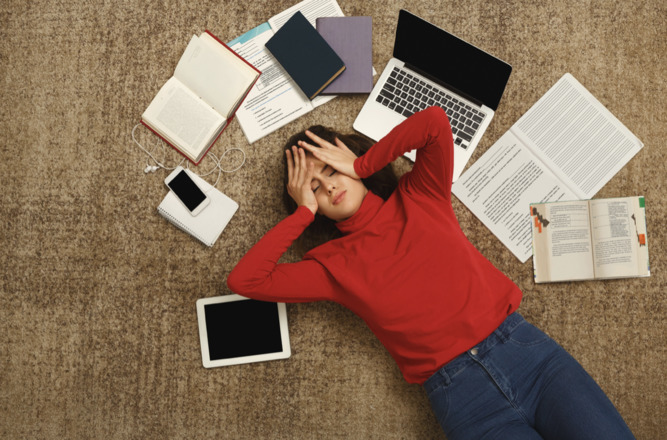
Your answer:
[141,31,260,164]
[452,74,644,262]
[530,196,649,282]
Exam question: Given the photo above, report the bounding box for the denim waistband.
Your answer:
[423,312,526,394]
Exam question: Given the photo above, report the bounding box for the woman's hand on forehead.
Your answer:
[298,130,360,180]
[286,146,319,215]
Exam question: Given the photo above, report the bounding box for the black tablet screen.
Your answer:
[204,299,284,360]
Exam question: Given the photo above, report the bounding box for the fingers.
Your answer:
[297,147,307,184]
[301,131,353,155]
[304,153,315,183]
[297,140,323,160]
[286,149,293,182]
[287,146,311,186]
[335,137,352,153]
[304,130,333,149]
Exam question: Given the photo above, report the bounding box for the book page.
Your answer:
[452,131,578,262]
[142,77,225,156]
[512,73,643,199]
[174,34,258,118]
[268,0,344,31]
[228,23,314,143]
[590,197,649,279]
[531,201,595,282]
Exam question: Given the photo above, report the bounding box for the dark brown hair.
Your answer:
[282,125,398,250]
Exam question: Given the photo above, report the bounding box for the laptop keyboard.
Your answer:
[375,66,486,149]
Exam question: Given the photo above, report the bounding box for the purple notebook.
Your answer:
[316,16,373,94]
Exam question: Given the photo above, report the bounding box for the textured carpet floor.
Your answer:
[1,0,665,438]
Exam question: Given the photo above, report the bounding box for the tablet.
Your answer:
[196,294,291,368]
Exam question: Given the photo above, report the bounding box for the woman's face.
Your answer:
[305,153,368,222]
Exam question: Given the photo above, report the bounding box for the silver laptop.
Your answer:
[353,10,512,182]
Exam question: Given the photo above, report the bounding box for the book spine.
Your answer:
[228,75,261,120]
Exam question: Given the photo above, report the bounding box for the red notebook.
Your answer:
[141,30,260,165]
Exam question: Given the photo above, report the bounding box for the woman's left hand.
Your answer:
[298,130,361,180]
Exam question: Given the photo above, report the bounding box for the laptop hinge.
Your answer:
[404,63,484,108]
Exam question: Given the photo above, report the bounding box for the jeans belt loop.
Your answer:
[495,325,510,344]
[438,366,452,386]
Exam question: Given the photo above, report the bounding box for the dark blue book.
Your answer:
[265,11,346,100]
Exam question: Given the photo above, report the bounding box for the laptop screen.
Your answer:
[393,10,511,110]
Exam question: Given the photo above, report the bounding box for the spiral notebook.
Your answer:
[158,171,239,247]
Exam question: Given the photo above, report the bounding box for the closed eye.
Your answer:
[312,165,337,192]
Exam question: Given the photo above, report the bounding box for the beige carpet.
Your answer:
[1,0,665,438]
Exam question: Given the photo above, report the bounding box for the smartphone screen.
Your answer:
[167,170,207,212]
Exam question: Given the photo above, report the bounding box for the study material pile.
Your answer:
[228,0,374,143]
[158,170,239,247]
[141,31,260,165]
[530,196,649,283]
[452,73,644,263]
[265,11,346,99]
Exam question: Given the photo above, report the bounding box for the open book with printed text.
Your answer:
[530,196,649,282]
[452,74,644,262]
[141,31,260,164]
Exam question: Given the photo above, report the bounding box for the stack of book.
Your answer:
[265,11,373,98]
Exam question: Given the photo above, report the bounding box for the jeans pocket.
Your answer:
[508,321,552,347]
[427,384,450,429]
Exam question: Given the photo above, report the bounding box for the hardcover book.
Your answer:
[265,11,345,99]
[141,31,260,165]
[316,16,373,94]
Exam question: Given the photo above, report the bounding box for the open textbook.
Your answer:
[141,31,259,164]
[530,196,649,283]
[227,0,343,143]
[452,74,644,262]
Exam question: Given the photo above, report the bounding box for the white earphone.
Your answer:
[132,123,246,186]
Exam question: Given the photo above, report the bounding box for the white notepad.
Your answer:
[158,171,239,247]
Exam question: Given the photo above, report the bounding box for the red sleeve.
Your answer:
[354,106,454,200]
[226,206,341,303]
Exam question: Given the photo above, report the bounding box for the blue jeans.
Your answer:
[423,313,635,440]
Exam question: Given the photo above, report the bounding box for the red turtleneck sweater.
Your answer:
[227,107,522,384]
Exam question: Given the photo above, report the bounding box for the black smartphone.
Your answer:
[164,167,210,215]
